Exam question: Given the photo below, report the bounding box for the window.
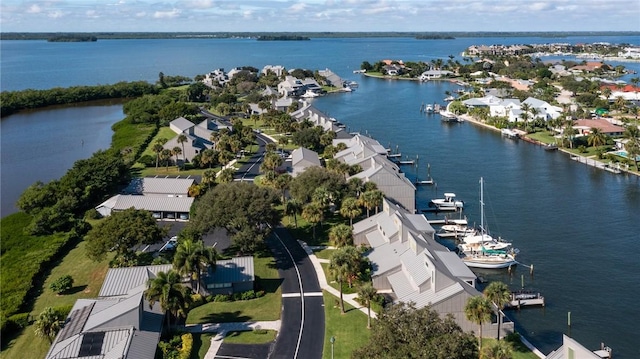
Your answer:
[207,283,232,289]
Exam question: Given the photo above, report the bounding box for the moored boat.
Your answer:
[429,192,464,210]
[459,248,517,269]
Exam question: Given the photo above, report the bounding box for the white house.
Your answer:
[290,147,321,177]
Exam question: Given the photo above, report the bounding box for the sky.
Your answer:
[0,0,639,33]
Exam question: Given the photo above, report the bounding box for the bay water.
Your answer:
[1,36,639,357]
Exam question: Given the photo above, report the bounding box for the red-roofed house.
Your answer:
[600,84,640,93]
[573,119,625,136]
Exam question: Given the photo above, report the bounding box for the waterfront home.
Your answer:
[318,68,345,88]
[203,68,228,88]
[278,76,306,97]
[290,102,350,137]
[353,199,513,339]
[618,46,640,59]
[419,69,453,81]
[262,64,286,77]
[464,95,561,122]
[333,134,416,213]
[573,119,625,137]
[546,335,612,359]
[290,147,321,177]
[164,116,232,163]
[96,177,195,220]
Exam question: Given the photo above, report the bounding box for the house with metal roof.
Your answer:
[278,76,306,97]
[333,134,416,213]
[290,147,321,177]
[353,198,513,338]
[290,102,349,137]
[124,177,195,197]
[203,256,255,295]
[44,264,172,359]
[547,335,612,359]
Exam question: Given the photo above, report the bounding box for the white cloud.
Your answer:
[289,2,307,13]
[154,9,181,19]
[48,10,64,19]
[27,4,42,13]
[86,9,99,18]
[185,0,214,9]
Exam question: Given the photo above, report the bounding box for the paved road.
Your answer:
[267,227,324,359]
[234,132,268,181]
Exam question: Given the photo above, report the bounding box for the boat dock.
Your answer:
[570,155,622,174]
[505,291,545,309]
[415,178,434,185]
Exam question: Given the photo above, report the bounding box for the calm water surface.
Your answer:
[1,36,639,358]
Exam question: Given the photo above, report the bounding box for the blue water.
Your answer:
[1,36,640,358]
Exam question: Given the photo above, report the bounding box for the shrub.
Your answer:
[256,290,266,298]
[4,312,31,331]
[50,275,74,294]
[84,208,101,220]
[179,333,193,359]
[241,290,256,301]
[213,294,230,302]
[53,305,73,319]
[190,294,205,308]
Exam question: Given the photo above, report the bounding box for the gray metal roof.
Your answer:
[126,177,195,196]
[101,195,194,213]
[170,116,195,133]
[291,147,320,168]
[99,264,172,297]
[206,256,254,284]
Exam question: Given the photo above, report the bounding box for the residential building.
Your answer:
[96,177,195,220]
[419,70,453,81]
[318,68,345,88]
[573,119,625,136]
[278,76,306,97]
[203,256,255,295]
[290,102,350,138]
[290,147,321,177]
[353,199,513,338]
[262,65,286,77]
[334,134,416,213]
[547,335,612,359]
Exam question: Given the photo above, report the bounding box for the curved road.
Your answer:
[268,227,324,359]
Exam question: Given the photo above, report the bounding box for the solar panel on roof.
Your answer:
[78,331,105,357]
[56,303,94,342]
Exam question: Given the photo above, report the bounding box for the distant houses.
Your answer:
[462,95,563,123]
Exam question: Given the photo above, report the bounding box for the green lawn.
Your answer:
[284,212,355,247]
[482,337,540,359]
[223,330,277,344]
[314,248,334,260]
[322,291,370,359]
[321,263,358,295]
[186,256,282,324]
[1,240,111,359]
[190,332,215,359]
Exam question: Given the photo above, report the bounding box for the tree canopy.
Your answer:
[352,302,478,359]
[188,182,281,253]
[85,208,166,262]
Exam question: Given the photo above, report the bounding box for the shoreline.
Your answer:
[458,114,640,178]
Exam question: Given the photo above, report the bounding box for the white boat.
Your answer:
[444,95,455,101]
[458,177,518,269]
[501,128,519,139]
[429,192,464,210]
[425,104,434,113]
[459,249,517,269]
[439,110,462,123]
[440,218,475,236]
[301,90,319,98]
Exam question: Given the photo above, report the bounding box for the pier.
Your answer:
[505,291,545,309]
[570,155,622,174]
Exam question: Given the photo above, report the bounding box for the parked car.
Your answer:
[160,236,178,252]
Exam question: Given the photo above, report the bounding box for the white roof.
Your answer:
[97,195,194,213]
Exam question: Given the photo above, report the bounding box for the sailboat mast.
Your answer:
[479,177,484,234]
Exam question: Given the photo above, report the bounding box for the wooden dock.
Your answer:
[505,291,545,309]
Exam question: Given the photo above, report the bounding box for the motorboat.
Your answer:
[440,218,475,236]
[429,193,464,211]
[444,95,455,101]
[425,104,434,113]
[301,90,320,98]
[439,110,462,123]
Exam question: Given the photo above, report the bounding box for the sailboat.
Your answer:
[458,177,518,269]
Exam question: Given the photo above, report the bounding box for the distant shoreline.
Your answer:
[1,31,639,41]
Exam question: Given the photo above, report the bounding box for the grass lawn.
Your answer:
[186,256,282,324]
[284,212,355,247]
[140,126,178,157]
[190,332,215,359]
[223,330,277,344]
[1,240,111,359]
[322,291,370,359]
[314,248,334,260]
[320,263,358,295]
[482,337,540,359]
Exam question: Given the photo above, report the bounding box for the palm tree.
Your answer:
[329,246,361,313]
[464,295,493,351]
[614,96,627,112]
[202,169,217,188]
[587,127,608,149]
[160,149,172,171]
[34,307,62,343]
[177,134,188,162]
[359,190,383,217]
[329,224,353,247]
[153,143,164,169]
[285,199,302,228]
[273,174,292,204]
[340,197,362,227]
[173,239,217,294]
[481,340,514,359]
[146,270,192,329]
[217,168,235,183]
[563,121,576,149]
[483,281,511,340]
[601,87,612,103]
[172,146,182,168]
[357,283,377,329]
[625,137,640,170]
[302,202,324,241]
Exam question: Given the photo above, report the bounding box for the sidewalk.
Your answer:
[183,320,281,359]
[297,240,377,319]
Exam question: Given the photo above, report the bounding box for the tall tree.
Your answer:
[173,239,217,294]
[464,295,493,351]
[302,202,324,242]
[85,208,165,262]
[217,168,236,184]
[481,340,514,359]
[587,127,608,148]
[352,302,477,359]
[340,197,362,227]
[328,223,353,248]
[177,134,188,162]
[285,199,302,228]
[359,189,383,217]
[357,282,378,329]
[172,146,182,168]
[483,281,511,340]
[34,307,62,344]
[146,270,192,328]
